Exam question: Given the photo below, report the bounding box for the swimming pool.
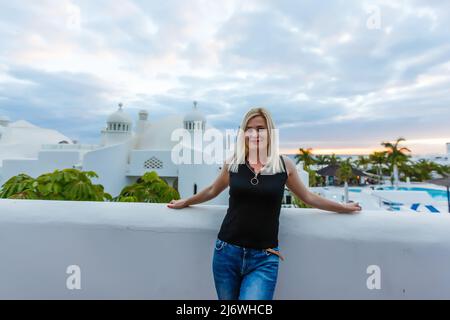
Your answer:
[376,186,448,200]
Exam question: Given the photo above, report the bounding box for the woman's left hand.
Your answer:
[339,202,362,214]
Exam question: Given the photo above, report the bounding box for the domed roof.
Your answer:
[184,101,206,122]
[107,103,132,124]
[137,115,184,150]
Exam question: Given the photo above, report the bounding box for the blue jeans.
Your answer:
[212,238,280,300]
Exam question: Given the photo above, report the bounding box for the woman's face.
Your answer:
[244,115,268,151]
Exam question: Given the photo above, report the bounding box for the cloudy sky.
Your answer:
[0,0,449,155]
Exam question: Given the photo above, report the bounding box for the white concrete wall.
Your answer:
[82,141,133,198]
[178,163,229,205]
[0,151,80,185]
[128,150,178,177]
[1,199,450,299]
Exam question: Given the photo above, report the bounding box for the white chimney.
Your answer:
[136,110,148,135]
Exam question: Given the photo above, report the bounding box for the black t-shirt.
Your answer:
[217,155,288,249]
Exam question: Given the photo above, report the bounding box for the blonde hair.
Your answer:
[227,107,285,174]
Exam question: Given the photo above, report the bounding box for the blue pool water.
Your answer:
[376,186,448,200]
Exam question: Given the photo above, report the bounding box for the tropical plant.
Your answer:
[381,138,411,186]
[294,148,316,170]
[291,191,313,208]
[315,155,329,168]
[400,160,449,182]
[355,156,370,171]
[0,173,38,199]
[114,171,180,203]
[0,169,112,201]
[324,153,341,166]
[336,159,355,203]
[369,151,388,184]
[305,167,324,187]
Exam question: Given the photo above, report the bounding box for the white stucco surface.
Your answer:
[0,120,72,164]
[1,199,449,299]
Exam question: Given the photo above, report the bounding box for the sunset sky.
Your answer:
[0,0,449,155]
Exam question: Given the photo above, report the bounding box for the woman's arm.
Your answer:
[283,156,361,214]
[167,163,230,209]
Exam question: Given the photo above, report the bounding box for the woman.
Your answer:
[167,107,361,300]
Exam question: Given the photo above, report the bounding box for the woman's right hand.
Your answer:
[167,199,189,209]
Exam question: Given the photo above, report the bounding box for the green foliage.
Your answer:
[294,138,447,186]
[295,148,316,169]
[0,174,36,199]
[399,160,450,182]
[305,167,323,187]
[336,159,355,184]
[114,171,180,203]
[0,169,112,201]
[291,191,312,208]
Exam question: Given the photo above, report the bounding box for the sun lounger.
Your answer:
[425,205,440,213]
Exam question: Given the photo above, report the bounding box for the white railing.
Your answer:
[41,144,99,151]
[1,199,450,299]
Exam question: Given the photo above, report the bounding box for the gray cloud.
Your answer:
[0,0,449,154]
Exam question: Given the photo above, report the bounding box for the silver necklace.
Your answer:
[246,162,261,186]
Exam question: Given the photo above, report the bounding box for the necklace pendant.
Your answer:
[251,176,259,186]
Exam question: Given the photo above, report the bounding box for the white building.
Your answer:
[0,116,74,181]
[1,103,309,204]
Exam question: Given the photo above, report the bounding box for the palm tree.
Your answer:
[336,159,355,203]
[355,156,370,171]
[381,138,411,187]
[403,159,446,182]
[315,155,329,169]
[324,153,341,165]
[442,165,450,176]
[295,148,316,170]
[369,151,388,184]
[434,163,450,177]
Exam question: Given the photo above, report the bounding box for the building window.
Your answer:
[194,183,198,195]
[144,156,164,170]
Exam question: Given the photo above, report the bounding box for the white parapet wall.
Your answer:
[1,199,450,299]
